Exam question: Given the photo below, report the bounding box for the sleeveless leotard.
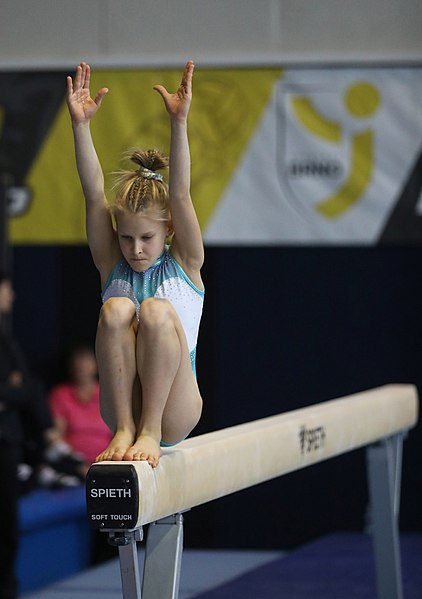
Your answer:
[102,248,204,376]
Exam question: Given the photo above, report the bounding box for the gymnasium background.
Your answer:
[1,0,421,549]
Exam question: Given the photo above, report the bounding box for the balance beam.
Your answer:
[86,384,417,529]
[85,384,418,599]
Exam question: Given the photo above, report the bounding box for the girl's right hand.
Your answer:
[66,62,108,125]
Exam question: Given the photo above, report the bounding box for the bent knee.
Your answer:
[99,297,137,330]
[139,298,176,330]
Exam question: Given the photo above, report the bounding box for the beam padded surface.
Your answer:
[92,384,418,527]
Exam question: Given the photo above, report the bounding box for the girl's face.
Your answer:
[116,210,170,273]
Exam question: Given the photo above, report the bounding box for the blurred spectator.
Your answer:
[48,345,112,478]
[0,271,81,598]
[48,344,118,565]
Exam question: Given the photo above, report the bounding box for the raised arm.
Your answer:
[153,61,204,282]
[66,62,119,281]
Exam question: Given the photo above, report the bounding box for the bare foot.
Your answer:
[123,434,162,468]
[95,430,135,462]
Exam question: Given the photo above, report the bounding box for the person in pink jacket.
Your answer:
[49,345,112,474]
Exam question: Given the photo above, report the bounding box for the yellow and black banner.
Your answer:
[1,66,421,245]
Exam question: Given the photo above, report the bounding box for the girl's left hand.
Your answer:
[153,60,194,121]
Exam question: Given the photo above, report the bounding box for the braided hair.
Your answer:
[112,149,169,220]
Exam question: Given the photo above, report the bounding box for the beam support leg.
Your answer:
[366,434,404,599]
[108,529,144,599]
[142,513,185,599]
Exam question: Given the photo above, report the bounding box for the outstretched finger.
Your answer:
[181,60,194,92]
[94,87,109,107]
[73,64,83,91]
[153,84,169,100]
[66,75,73,98]
[83,63,91,89]
[79,62,88,89]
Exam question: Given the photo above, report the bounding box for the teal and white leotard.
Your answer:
[102,247,204,377]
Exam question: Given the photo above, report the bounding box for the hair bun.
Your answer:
[130,149,169,172]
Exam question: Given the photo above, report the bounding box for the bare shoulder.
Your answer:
[91,231,122,289]
[85,201,122,285]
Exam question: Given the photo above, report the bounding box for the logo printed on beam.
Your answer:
[298,425,326,454]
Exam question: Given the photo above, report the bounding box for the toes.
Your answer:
[129,451,147,462]
[96,450,112,462]
[96,446,159,466]
[127,451,158,467]
[111,449,126,461]
[122,449,136,461]
[95,447,128,462]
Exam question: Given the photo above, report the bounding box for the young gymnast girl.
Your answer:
[66,60,204,468]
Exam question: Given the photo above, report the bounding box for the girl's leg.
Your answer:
[123,298,202,467]
[95,298,139,461]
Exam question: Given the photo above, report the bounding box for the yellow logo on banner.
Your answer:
[10,68,280,244]
[291,81,380,218]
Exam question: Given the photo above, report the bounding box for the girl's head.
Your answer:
[112,149,169,221]
[112,149,172,272]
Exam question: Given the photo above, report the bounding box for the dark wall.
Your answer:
[12,246,102,385]
[193,246,422,548]
[11,245,422,549]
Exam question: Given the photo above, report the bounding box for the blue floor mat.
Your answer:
[191,533,422,599]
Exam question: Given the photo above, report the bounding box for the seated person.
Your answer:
[48,345,112,478]
[0,272,83,599]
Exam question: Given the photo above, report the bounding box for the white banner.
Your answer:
[204,68,422,245]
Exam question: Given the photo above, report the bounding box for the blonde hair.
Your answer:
[112,149,169,220]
